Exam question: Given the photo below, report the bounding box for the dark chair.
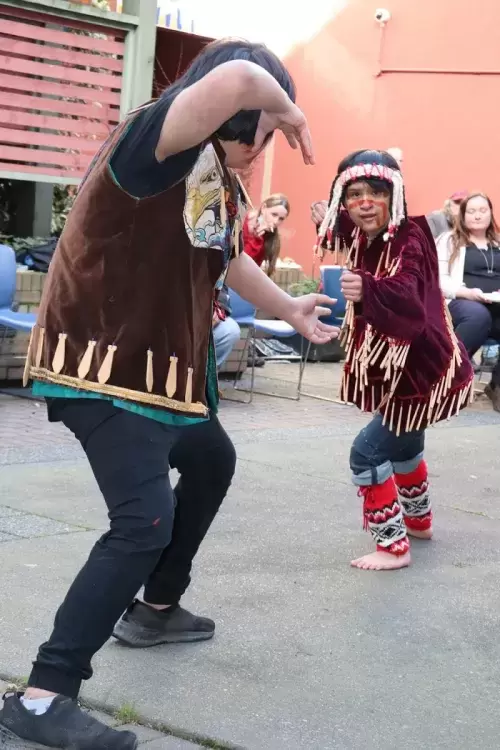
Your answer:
[228,289,308,402]
[476,337,499,385]
[299,265,347,402]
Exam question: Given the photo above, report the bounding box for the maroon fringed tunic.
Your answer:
[334,212,473,433]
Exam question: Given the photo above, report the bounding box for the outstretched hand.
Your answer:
[288,294,340,344]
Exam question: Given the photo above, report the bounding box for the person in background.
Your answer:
[243,193,290,276]
[427,190,468,239]
[213,284,241,368]
[386,146,403,169]
[437,192,500,411]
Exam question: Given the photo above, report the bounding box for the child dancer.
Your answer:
[315,149,474,571]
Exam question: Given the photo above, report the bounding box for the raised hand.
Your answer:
[311,200,328,227]
[253,104,314,166]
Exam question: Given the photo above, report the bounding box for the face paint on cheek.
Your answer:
[372,200,389,224]
[345,198,373,210]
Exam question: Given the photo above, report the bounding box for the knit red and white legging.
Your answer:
[361,460,432,555]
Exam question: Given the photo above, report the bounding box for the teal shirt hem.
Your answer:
[31,382,208,426]
[32,340,219,427]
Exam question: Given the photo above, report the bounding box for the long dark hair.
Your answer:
[449,192,500,270]
[259,193,290,277]
[154,39,296,148]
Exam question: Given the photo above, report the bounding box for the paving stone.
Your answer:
[141,737,201,749]
[0,506,82,539]
[0,531,16,543]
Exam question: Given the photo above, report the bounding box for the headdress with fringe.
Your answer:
[314,158,406,261]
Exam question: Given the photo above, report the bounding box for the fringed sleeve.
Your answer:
[360,236,426,342]
[315,209,355,258]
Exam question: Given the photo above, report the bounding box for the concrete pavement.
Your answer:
[1,363,500,749]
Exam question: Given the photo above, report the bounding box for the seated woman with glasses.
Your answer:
[437,192,500,410]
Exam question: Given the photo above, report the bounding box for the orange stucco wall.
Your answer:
[271,0,500,271]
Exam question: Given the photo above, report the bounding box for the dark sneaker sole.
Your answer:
[112,625,214,648]
[1,722,52,749]
[1,723,138,750]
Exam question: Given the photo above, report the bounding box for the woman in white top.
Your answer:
[436,192,500,410]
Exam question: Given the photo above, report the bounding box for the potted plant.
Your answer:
[285,276,345,363]
[288,276,321,297]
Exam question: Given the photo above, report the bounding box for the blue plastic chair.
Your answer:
[298,265,347,403]
[319,265,347,325]
[483,337,498,351]
[228,291,256,327]
[228,289,307,402]
[0,244,37,332]
[301,265,346,364]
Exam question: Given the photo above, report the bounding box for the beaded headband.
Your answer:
[315,163,406,253]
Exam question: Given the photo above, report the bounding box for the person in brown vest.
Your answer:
[0,40,339,749]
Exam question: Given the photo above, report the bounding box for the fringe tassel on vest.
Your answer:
[97,344,117,385]
[78,340,96,379]
[52,333,67,374]
[35,327,45,368]
[146,349,154,393]
[185,366,193,405]
[166,355,178,398]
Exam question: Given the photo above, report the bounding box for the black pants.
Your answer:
[448,298,500,386]
[28,399,236,698]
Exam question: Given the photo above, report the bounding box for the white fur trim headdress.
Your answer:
[315,163,406,254]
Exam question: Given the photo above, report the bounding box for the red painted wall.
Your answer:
[272,0,500,271]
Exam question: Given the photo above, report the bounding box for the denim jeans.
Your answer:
[449,298,500,386]
[350,413,425,486]
[213,316,241,368]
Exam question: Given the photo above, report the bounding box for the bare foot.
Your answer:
[407,527,433,540]
[350,550,411,570]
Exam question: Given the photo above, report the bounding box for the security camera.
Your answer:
[375,8,391,23]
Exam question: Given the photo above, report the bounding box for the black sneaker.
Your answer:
[112,600,215,648]
[0,692,137,749]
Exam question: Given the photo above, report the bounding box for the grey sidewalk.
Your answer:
[1,364,500,749]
